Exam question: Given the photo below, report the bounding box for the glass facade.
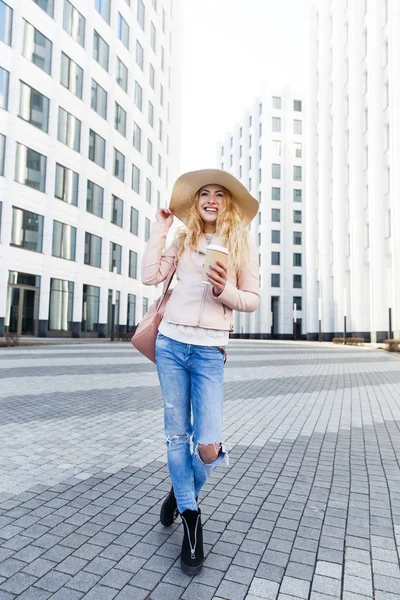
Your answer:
[133,122,142,152]
[49,278,73,331]
[52,220,76,261]
[82,284,100,332]
[111,195,123,227]
[63,0,85,47]
[84,232,102,267]
[114,149,125,181]
[91,80,108,119]
[89,129,106,167]
[0,134,4,176]
[15,143,47,192]
[130,207,139,235]
[11,207,44,252]
[33,0,54,17]
[129,250,137,279]
[93,31,109,71]
[55,163,79,206]
[116,57,128,92]
[95,0,110,23]
[0,66,9,110]
[115,103,127,136]
[60,52,83,98]
[118,13,129,48]
[127,293,136,332]
[0,0,13,45]
[86,180,104,217]
[22,20,52,74]
[109,242,122,273]
[58,107,81,151]
[132,164,140,193]
[19,81,50,132]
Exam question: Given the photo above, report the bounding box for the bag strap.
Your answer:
[155,262,177,311]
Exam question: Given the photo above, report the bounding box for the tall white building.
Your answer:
[306,0,399,342]
[0,0,182,338]
[218,86,305,339]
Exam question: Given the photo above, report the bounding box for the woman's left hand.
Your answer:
[207,261,228,296]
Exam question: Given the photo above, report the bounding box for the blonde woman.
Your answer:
[141,169,260,574]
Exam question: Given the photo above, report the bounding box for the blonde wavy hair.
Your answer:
[175,186,250,270]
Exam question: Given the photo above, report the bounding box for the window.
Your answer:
[294,166,302,181]
[58,108,81,152]
[89,130,106,168]
[294,100,302,112]
[150,22,156,52]
[272,140,281,157]
[293,189,302,202]
[116,57,128,92]
[60,52,83,98]
[52,220,76,260]
[271,230,280,244]
[293,274,302,288]
[91,80,107,119]
[0,67,9,110]
[137,0,145,29]
[157,190,161,210]
[127,293,137,332]
[161,47,165,72]
[115,103,127,136]
[49,279,74,332]
[110,242,122,273]
[145,217,151,241]
[272,187,281,201]
[22,20,52,74]
[0,0,13,45]
[293,253,302,267]
[148,101,155,128]
[82,285,100,332]
[272,164,281,179]
[133,122,142,152]
[0,134,5,176]
[15,143,47,192]
[272,96,281,109]
[63,0,85,47]
[136,40,144,69]
[111,195,123,227]
[55,163,78,206]
[294,120,302,135]
[114,149,125,182]
[294,143,302,159]
[149,64,155,89]
[129,250,138,278]
[249,156,252,170]
[293,210,302,224]
[146,178,152,203]
[84,233,102,267]
[95,0,110,23]
[293,296,302,311]
[147,140,153,165]
[272,117,281,133]
[293,231,302,245]
[142,297,148,317]
[132,164,140,193]
[19,81,49,132]
[271,274,280,287]
[11,207,44,252]
[93,31,109,71]
[158,154,161,177]
[118,13,129,48]
[271,252,280,266]
[134,81,143,111]
[130,207,139,235]
[160,84,164,106]
[159,119,163,141]
[86,180,104,217]
[272,208,281,222]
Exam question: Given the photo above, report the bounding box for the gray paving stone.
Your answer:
[280,576,310,599]
[80,584,118,599]
[35,570,71,592]
[129,568,163,590]
[15,587,52,600]
[216,580,249,600]
[150,581,186,600]
[248,577,279,599]
[1,572,37,594]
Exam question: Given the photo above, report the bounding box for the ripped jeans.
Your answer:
[155,332,228,513]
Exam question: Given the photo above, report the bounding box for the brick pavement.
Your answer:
[0,341,399,599]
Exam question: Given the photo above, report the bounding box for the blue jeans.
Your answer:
[155,332,228,513]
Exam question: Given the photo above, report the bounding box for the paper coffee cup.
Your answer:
[202,244,229,285]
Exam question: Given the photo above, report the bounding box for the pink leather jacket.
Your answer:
[141,221,260,331]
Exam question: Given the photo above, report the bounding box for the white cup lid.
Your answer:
[207,244,228,254]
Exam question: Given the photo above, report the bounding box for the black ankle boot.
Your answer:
[180,509,204,575]
[160,487,179,527]
[160,488,199,527]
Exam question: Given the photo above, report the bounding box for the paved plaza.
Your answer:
[0,341,400,600]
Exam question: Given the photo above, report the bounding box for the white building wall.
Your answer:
[307,0,398,342]
[218,85,305,339]
[0,0,182,337]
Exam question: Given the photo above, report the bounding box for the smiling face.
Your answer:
[197,184,227,232]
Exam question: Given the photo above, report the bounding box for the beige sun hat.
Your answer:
[169,169,259,226]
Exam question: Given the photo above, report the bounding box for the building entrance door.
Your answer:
[7,285,39,336]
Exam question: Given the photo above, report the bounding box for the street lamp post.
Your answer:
[388,307,393,339]
[111,266,116,342]
[318,297,322,342]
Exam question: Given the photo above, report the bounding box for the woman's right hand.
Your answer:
[156,208,174,227]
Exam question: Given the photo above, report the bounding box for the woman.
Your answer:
[141,169,260,574]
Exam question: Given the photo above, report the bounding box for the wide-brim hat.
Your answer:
[169,169,259,226]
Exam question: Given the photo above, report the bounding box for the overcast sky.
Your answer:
[179,0,321,172]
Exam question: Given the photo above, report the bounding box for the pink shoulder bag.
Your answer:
[131,264,176,363]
